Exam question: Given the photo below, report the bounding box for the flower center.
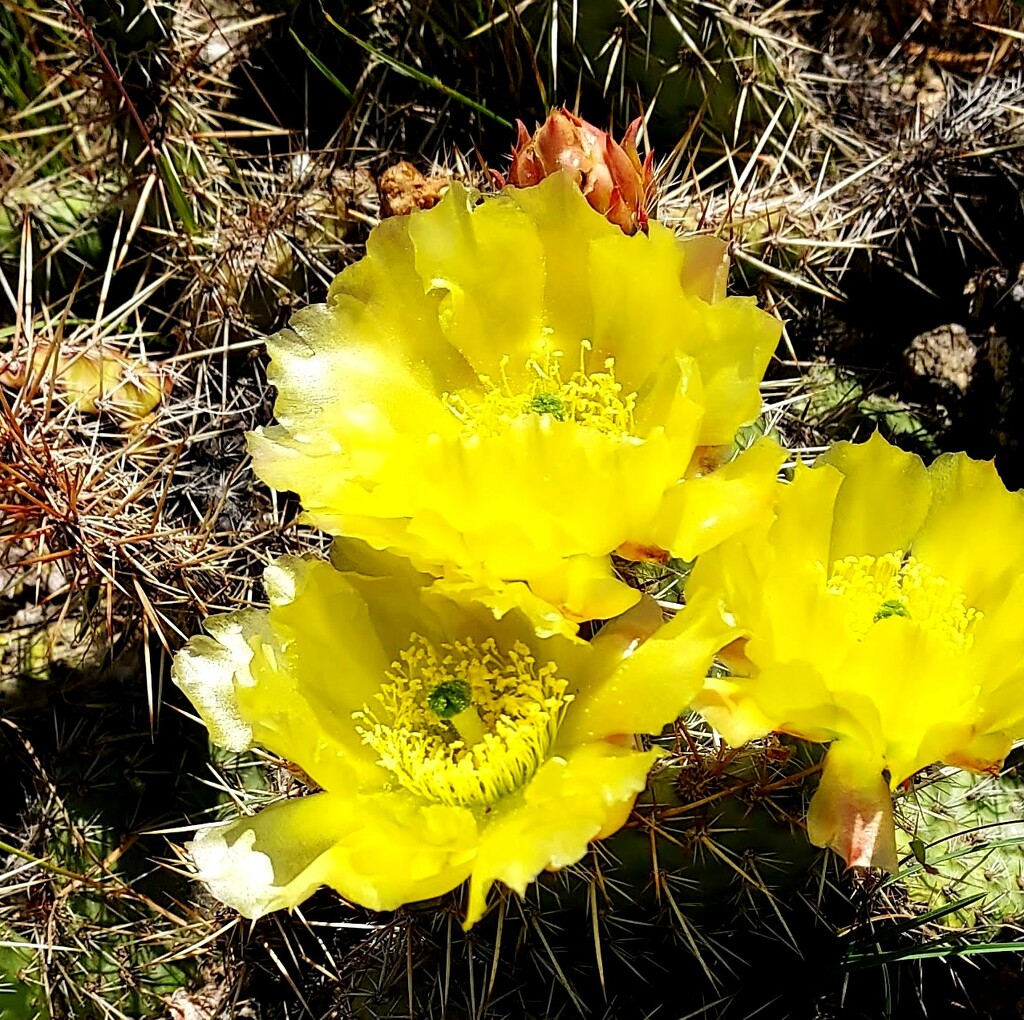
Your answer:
[443,341,637,438]
[353,635,573,809]
[825,551,981,649]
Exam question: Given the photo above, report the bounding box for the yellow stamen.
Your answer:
[442,340,637,438]
[353,635,573,809]
[826,551,981,648]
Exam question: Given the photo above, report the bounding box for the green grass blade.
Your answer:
[289,28,353,99]
[324,11,512,128]
[844,939,1024,969]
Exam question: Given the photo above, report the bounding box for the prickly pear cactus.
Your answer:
[0,924,50,1020]
[0,677,240,1020]
[0,832,194,1020]
[544,0,800,143]
[250,735,849,1020]
[0,177,114,290]
[895,754,1024,933]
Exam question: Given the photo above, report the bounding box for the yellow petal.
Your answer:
[914,451,1024,611]
[328,536,435,584]
[677,234,729,305]
[768,459,844,571]
[586,591,666,660]
[502,172,613,344]
[249,172,780,625]
[586,227,778,445]
[426,573,585,640]
[370,417,696,624]
[834,618,962,784]
[249,558,401,782]
[693,635,878,750]
[526,554,640,625]
[464,743,659,926]
[263,307,458,441]
[942,731,1015,775]
[171,610,271,753]
[584,220,688,384]
[560,595,733,745]
[677,296,781,446]
[693,675,776,747]
[188,789,478,918]
[806,740,897,871]
[171,567,385,791]
[407,180,546,384]
[970,575,1024,688]
[971,675,1024,748]
[647,436,786,560]
[632,353,705,444]
[737,660,856,744]
[728,464,846,669]
[327,210,476,384]
[248,308,459,533]
[819,432,931,563]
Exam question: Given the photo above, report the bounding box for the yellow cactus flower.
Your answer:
[680,432,1024,871]
[172,544,729,927]
[249,171,782,629]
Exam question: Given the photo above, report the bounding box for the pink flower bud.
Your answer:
[500,108,656,234]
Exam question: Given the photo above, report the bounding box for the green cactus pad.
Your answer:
[895,758,1024,933]
[274,737,847,1019]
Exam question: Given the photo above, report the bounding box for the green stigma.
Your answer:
[874,599,911,622]
[426,679,474,719]
[527,392,566,421]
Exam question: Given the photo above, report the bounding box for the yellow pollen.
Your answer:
[353,634,573,809]
[442,340,637,438]
[825,551,981,648]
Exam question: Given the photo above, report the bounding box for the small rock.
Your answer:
[905,323,976,394]
[1011,263,1024,307]
[165,975,251,1020]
